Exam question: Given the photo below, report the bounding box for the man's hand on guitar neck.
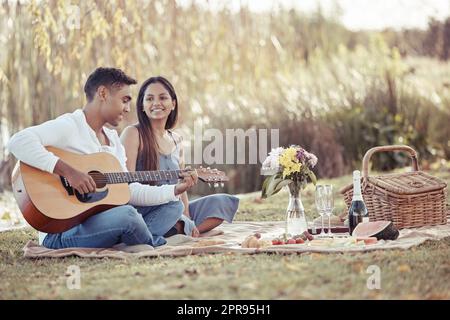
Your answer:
[174,166,198,196]
[54,159,97,194]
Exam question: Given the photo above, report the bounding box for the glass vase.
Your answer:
[286,181,308,236]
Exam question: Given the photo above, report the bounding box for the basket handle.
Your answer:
[362,145,420,179]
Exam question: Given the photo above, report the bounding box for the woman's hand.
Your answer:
[192,226,200,238]
[174,167,198,195]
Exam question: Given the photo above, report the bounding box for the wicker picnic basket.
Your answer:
[340,145,448,229]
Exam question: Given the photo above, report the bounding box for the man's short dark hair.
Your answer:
[84,67,137,102]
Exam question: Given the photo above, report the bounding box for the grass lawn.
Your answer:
[1,167,449,299]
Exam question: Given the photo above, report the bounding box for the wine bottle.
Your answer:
[348,170,369,235]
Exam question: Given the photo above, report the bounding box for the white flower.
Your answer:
[270,156,280,169]
[262,147,284,170]
[269,147,284,157]
[305,152,318,168]
[262,154,278,169]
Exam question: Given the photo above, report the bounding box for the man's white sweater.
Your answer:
[7,109,179,244]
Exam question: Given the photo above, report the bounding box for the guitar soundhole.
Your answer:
[74,170,109,203]
[89,170,107,188]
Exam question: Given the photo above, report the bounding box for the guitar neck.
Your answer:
[103,169,189,184]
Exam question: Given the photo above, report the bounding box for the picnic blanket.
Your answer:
[22,220,450,260]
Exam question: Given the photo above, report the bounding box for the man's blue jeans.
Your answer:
[43,201,183,249]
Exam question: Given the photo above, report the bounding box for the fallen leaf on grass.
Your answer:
[282,260,307,272]
[308,253,324,260]
[351,262,365,273]
[397,264,411,273]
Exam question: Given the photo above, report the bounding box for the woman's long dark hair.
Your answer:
[135,76,179,172]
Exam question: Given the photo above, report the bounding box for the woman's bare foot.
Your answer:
[174,221,200,237]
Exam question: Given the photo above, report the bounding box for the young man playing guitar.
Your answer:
[7,67,198,249]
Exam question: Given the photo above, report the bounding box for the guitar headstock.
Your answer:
[195,167,229,188]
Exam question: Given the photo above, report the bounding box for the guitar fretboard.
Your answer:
[103,170,188,184]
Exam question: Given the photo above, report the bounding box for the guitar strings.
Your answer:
[87,171,185,184]
[87,169,223,185]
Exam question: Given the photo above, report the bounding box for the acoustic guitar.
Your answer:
[11,147,228,233]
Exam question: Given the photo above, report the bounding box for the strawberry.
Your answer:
[272,238,282,245]
[295,238,305,244]
[287,239,296,244]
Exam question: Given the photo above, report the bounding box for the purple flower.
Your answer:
[296,148,306,162]
[305,151,318,168]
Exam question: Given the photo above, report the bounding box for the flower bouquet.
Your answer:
[261,146,318,235]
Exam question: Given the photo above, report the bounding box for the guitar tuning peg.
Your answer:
[208,183,212,188]
[213,183,219,188]
[220,183,224,188]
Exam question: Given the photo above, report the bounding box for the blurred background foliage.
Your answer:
[1,0,449,194]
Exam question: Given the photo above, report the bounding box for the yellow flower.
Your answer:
[279,147,302,178]
[279,147,295,165]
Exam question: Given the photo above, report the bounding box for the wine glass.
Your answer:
[315,185,327,237]
[322,184,335,236]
